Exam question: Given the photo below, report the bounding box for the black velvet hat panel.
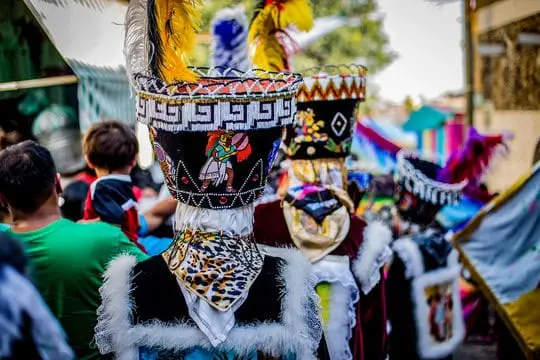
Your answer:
[407,157,441,180]
[150,127,282,209]
[283,99,358,160]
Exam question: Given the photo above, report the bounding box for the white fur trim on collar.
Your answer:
[94,255,138,360]
[352,221,393,294]
[95,249,321,359]
[392,236,425,279]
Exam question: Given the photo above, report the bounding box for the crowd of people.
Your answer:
[0,113,188,357]
[0,125,150,359]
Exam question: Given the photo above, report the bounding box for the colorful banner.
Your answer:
[351,117,416,173]
[404,106,466,163]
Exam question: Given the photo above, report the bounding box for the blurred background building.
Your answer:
[473,0,540,191]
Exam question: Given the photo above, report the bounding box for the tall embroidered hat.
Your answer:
[395,150,467,226]
[138,68,301,210]
[283,64,367,160]
[124,0,303,320]
[210,5,250,71]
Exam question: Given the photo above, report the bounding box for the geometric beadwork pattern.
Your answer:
[296,64,367,103]
[331,112,348,137]
[135,67,303,132]
[170,159,266,210]
[395,150,468,225]
[136,96,296,132]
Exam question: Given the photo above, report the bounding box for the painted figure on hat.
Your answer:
[200,131,251,193]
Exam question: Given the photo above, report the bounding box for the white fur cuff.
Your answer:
[352,221,393,294]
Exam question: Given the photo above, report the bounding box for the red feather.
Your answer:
[237,143,252,162]
[265,0,284,9]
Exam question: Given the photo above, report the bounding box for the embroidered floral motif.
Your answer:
[294,109,328,144]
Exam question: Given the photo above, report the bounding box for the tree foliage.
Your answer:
[194,0,396,76]
[403,95,419,115]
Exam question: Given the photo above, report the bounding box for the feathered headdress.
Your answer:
[210,6,250,71]
[437,127,511,186]
[248,0,313,72]
[124,0,202,84]
[437,127,512,202]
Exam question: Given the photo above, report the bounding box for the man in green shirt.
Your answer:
[0,141,147,360]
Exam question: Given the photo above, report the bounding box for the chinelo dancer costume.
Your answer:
[387,150,468,360]
[249,3,393,359]
[387,129,512,360]
[95,0,329,359]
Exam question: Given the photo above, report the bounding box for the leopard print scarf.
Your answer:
[162,229,264,312]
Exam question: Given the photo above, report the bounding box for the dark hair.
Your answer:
[0,129,24,151]
[60,180,90,221]
[83,120,138,171]
[0,141,57,213]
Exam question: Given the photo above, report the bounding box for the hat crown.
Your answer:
[283,64,367,160]
[136,67,303,210]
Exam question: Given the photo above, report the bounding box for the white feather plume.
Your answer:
[124,0,150,85]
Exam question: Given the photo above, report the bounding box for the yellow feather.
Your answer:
[154,0,202,83]
[269,0,313,32]
[249,9,287,72]
[248,0,313,72]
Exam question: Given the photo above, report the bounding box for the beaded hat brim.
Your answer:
[135,67,303,132]
[396,150,467,207]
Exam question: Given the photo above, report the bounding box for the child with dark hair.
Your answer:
[82,121,146,252]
